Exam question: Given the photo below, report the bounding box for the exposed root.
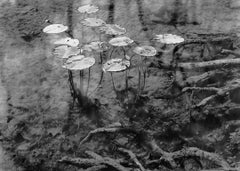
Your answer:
[78,126,231,170]
[178,58,240,70]
[79,127,122,146]
[85,165,107,171]
[58,151,130,171]
[201,168,240,171]
[118,148,145,171]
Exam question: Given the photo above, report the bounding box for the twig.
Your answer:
[118,148,145,171]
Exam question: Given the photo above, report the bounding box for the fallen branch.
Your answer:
[118,148,145,171]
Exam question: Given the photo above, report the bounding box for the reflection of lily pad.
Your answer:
[78,4,99,14]
[53,45,81,59]
[63,56,95,70]
[43,24,68,34]
[103,58,130,72]
[154,34,184,44]
[133,46,157,56]
[54,37,79,47]
[100,24,126,35]
[82,41,108,52]
[109,36,134,46]
[81,18,105,27]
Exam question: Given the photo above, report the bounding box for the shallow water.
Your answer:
[1,0,240,170]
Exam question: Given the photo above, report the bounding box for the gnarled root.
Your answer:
[78,126,231,170]
[58,151,130,171]
[118,148,145,171]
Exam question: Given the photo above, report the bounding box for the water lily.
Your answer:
[54,37,79,47]
[63,56,95,71]
[102,58,130,72]
[43,24,68,34]
[100,24,126,35]
[154,34,184,44]
[78,4,99,14]
[82,41,108,52]
[133,46,157,57]
[109,36,134,47]
[81,18,105,27]
[53,45,81,59]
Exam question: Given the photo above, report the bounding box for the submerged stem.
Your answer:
[141,56,147,92]
[138,66,141,93]
[68,70,76,103]
[109,47,117,59]
[80,70,84,95]
[86,68,91,96]
[110,73,116,91]
[125,70,128,90]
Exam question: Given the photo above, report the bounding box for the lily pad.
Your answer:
[109,36,134,47]
[66,55,85,63]
[133,46,157,56]
[78,4,99,14]
[82,41,108,52]
[63,56,95,70]
[81,18,105,27]
[53,45,81,59]
[100,24,126,35]
[103,58,130,72]
[43,24,68,34]
[154,34,184,44]
[54,37,79,47]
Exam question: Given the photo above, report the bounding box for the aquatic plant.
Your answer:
[109,36,134,47]
[43,24,68,34]
[63,56,95,96]
[81,18,106,27]
[100,24,126,36]
[102,58,130,91]
[53,45,81,59]
[54,37,79,47]
[77,4,99,14]
[133,45,157,93]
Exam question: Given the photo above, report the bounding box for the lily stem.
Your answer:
[86,68,91,96]
[80,70,84,96]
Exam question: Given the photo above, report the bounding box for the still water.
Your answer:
[1,0,240,170]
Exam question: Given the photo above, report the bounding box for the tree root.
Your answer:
[58,151,130,171]
[178,58,240,70]
[181,78,240,108]
[78,126,231,170]
[85,165,107,171]
[201,168,240,171]
[118,147,145,171]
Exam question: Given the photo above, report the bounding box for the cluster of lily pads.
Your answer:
[43,4,185,105]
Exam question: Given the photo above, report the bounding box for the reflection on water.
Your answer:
[1,0,240,170]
